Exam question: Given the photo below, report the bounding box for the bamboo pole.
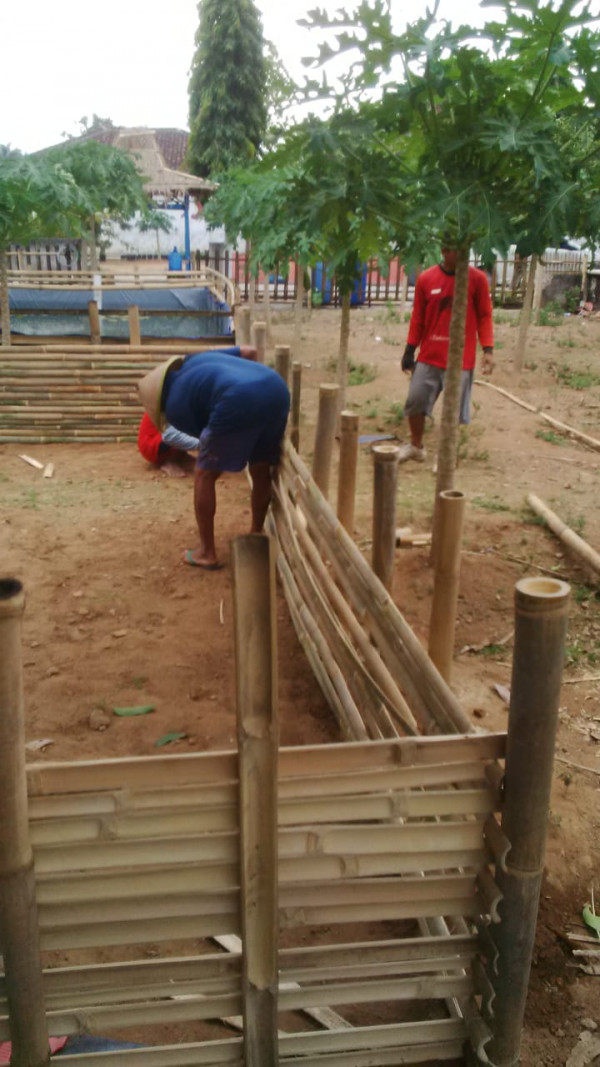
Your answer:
[274,345,291,387]
[87,300,101,345]
[428,490,467,682]
[514,255,537,373]
[290,362,302,450]
[527,493,600,576]
[0,579,50,1066]
[487,577,570,1067]
[251,321,266,364]
[127,305,141,345]
[231,536,278,1067]
[237,306,251,346]
[337,411,359,535]
[372,444,400,592]
[311,384,340,498]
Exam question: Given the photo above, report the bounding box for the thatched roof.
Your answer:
[112,128,215,198]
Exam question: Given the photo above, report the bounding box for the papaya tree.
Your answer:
[300,0,600,548]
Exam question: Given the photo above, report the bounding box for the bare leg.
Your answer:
[186,468,222,566]
[248,462,273,533]
[408,413,426,449]
[160,458,187,478]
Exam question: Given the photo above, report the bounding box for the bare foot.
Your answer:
[160,460,187,478]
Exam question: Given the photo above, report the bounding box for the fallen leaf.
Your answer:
[155,731,187,747]
[113,704,156,717]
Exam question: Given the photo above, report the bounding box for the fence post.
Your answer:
[312,383,340,498]
[428,489,466,682]
[88,299,101,344]
[274,344,291,386]
[237,306,251,346]
[0,579,50,1067]
[337,411,359,534]
[372,444,400,591]
[487,576,570,1067]
[232,536,279,1067]
[290,362,302,450]
[127,305,141,346]
[252,321,267,364]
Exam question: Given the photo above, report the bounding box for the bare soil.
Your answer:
[2,297,600,1064]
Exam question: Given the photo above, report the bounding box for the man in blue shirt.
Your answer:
[138,346,290,569]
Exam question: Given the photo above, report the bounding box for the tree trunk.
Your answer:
[0,248,11,347]
[430,246,469,560]
[337,290,352,415]
[514,254,537,374]
[262,265,273,344]
[293,263,305,350]
[89,215,99,271]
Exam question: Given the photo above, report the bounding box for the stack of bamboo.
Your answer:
[269,442,473,741]
[0,344,212,444]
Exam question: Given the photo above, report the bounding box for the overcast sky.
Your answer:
[2,0,525,154]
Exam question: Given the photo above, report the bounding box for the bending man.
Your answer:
[398,243,494,463]
[138,346,290,570]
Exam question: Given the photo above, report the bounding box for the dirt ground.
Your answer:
[2,295,600,1064]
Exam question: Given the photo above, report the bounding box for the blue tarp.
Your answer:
[59,1036,142,1054]
[9,287,234,340]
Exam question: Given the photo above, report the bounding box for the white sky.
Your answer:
[2,0,514,154]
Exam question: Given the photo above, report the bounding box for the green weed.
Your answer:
[472,496,511,513]
[556,337,576,349]
[348,361,377,386]
[535,430,566,446]
[572,584,598,605]
[473,450,490,462]
[556,364,600,390]
[566,640,600,667]
[387,402,405,422]
[538,300,564,326]
[524,360,538,371]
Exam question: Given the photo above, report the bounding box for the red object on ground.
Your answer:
[0,1038,67,1062]
[138,412,165,464]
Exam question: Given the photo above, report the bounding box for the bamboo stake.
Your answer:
[428,490,466,682]
[127,305,141,345]
[527,493,600,576]
[0,579,50,1066]
[274,345,291,387]
[251,321,266,364]
[88,300,101,345]
[337,411,359,535]
[237,307,251,346]
[231,536,278,1067]
[514,255,537,374]
[371,444,400,593]
[290,362,302,450]
[311,384,340,498]
[487,576,570,1067]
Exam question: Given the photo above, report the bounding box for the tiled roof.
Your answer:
[43,126,190,169]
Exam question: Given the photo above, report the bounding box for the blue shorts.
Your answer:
[196,415,288,472]
[404,362,474,424]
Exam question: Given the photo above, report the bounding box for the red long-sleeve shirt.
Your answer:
[407,264,494,371]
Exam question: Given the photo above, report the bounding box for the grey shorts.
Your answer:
[404,362,474,424]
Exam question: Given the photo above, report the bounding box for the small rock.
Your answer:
[581,1020,598,1032]
[46,666,60,678]
[72,590,83,598]
[89,709,111,732]
[112,629,128,638]
[30,640,40,648]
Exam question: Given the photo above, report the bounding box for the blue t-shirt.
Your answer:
[162,348,290,438]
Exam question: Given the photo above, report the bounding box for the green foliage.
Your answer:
[556,364,600,389]
[538,299,564,326]
[46,140,152,227]
[348,361,377,386]
[387,401,404,422]
[0,153,88,249]
[535,429,566,446]
[472,496,511,512]
[564,285,583,313]
[186,0,268,177]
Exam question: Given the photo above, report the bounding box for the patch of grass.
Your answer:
[478,643,506,657]
[473,449,490,462]
[566,640,600,668]
[524,360,538,371]
[472,496,511,513]
[387,402,404,423]
[382,336,402,347]
[535,430,566,446]
[538,300,564,326]
[556,364,600,390]
[364,404,380,419]
[493,311,513,324]
[572,584,598,605]
[556,337,576,349]
[132,676,149,690]
[25,490,40,510]
[348,361,377,386]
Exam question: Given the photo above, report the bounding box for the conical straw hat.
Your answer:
[137,356,184,430]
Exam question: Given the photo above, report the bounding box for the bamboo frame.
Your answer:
[127,305,141,345]
[337,411,359,534]
[274,345,291,386]
[428,490,466,681]
[236,306,251,345]
[487,577,570,1066]
[251,321,267,364]
[311,384,340,498]
[290,362,302,450]
[0,579,50,1066]
[372,444,400,591]
[232,536,279,1065]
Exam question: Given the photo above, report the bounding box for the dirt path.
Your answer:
[1,301,599,1063]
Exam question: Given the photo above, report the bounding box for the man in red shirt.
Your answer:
[398,244,494,462]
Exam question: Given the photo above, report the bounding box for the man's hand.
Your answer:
[239,345,258,361]
[401,344,416,375]
[482,347,494,375]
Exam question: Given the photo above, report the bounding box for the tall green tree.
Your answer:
[301,0,600,554]
[186,0,268,178]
